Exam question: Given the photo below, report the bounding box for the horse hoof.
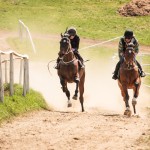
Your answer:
[132,114,140,118]
[72,95,78,100]
[132,100,137,105]
[124,110,132,117]
[68,103,72,107]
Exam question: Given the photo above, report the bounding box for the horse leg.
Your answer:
[72,81,79,100]
[60,78,72,107]
[79,73,85,112]
[132,82,140,115]
[66,87,72,107]
[122,87,131,117]
[64,84,72,107]
[60,77,66,92]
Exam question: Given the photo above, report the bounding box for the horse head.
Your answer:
[59,33,71,58]
[124,43,135,64]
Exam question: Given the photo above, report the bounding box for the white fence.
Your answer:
[112,53,150,88]
[19,20,36,53]
[0,50,29,102]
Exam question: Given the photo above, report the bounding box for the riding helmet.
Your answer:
[124,30,133,38]
[67,27,77,36]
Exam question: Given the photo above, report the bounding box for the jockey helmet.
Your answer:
[67,27,77,36]
[124,30,133,39]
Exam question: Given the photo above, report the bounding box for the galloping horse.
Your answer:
[57,34,85,112]
[118,45,141,116]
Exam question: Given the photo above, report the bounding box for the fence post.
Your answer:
[0,53,4,102]
[19,59,23,84]
[26,58,29,93]
[5,61,8,83]
[10,53,14,96]
[23,57,29,96]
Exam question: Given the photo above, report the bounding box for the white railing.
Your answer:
[0,50,29,102]
[19,20,36,53]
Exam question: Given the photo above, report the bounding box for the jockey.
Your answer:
[55,27,84,69]
[112,29,146,80]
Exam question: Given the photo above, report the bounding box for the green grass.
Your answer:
[0,83,49,123]
[0,0,150,45]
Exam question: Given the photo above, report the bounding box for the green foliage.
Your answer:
[0,84,49,123]
[0,0,149,45]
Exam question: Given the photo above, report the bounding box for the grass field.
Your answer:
[0,0,150,45]
[1,0,149,88]
[0,84,49,123]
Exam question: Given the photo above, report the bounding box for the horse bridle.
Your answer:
[123,48,137,70]
[59,37,76,64]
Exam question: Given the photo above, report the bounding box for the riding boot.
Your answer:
[78,60,85,69]
[74,51,85,69]
[75,73,80,82]
[112,61,121,80]
[55,58,60,69]
[136,60,146,77]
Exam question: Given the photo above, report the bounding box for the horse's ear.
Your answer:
[60,33,63,38]
[65,27,68,33]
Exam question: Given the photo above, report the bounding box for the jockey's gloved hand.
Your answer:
[72,48,75,51]
[128,43,135,47]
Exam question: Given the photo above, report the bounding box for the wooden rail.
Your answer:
[0,50,29,102]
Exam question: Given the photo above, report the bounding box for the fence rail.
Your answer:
[0,50,29,102]
[19,20,36,53]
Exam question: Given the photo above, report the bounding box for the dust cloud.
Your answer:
[28,59,150,115]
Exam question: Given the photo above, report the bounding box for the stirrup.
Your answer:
[80,64,85,69]
[112,74,118,80]
[140,71,146,77]
[54,64,59,69]
[75,77,80,82]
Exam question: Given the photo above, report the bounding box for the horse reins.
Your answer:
[123,56,138,70]
[59,38,77,64]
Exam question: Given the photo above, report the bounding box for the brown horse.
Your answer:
[118,45,141,116]
[57,34,85,112]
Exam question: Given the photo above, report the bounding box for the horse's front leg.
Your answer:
[60,77,72,107]
[79,73,85,112]
[72,81,79,100]
[132,81,140,115]
[65,85,72,107]
[122,86,131,117]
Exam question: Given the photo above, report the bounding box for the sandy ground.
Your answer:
[0,31,150,150]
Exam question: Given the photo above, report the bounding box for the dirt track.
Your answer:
[0,109,150,150]
[0,32,150,150]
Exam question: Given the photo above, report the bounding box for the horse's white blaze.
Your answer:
[126,107,130,110]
